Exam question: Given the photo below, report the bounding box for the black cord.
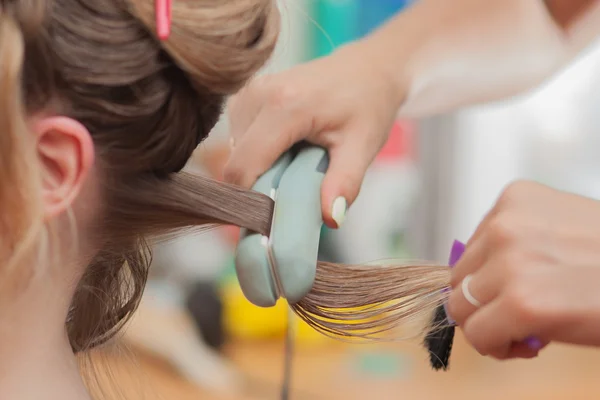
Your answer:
[281,307,294,400]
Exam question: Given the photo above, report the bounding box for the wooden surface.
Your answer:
[90,331,600,400]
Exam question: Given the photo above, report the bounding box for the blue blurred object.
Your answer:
[307,0,415,59]
[358,0,414,36]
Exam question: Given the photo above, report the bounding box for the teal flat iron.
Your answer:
[235,143,328,307]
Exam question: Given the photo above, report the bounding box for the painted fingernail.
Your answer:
[524,336,543,351]
[331,196,347,228]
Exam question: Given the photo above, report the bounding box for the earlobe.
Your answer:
[33,116,95,220]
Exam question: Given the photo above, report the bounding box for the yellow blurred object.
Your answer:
[221,279,287,339]
[221,279,332,345]
[294,314,331,344]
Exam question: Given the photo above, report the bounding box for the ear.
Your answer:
[32,116,95,220]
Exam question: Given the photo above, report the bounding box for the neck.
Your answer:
[0,261,90,400]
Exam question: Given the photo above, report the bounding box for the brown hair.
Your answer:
[3,0,278,352]
[2,0,451,360]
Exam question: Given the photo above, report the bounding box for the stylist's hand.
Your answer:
[223,41,404,228]
[448,181,600,360]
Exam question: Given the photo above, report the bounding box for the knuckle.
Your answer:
[223,162,247,186]
[461,320,486,355]
[265,82,301,111]
[222,167,240,185]
[497,180,530,206]
[503,285,538,323]
[487,213,519,247]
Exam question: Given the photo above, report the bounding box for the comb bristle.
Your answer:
[424,304,455,371]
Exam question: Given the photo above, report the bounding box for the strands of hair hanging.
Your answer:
[292,261,451,342]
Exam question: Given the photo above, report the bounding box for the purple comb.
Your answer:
[448,240,465,267]
[445,240,543,352]
[442,240,464,325]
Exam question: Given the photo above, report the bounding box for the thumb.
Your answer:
[320,138,377,229]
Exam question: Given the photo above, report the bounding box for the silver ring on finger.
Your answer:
[462,274,482,308]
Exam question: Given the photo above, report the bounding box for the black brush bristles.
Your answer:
[424,304,455,371]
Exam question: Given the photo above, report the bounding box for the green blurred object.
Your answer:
[354,350,412,378]
[307,0,361,59]
[218,256,237,285]
[389,231,411,259]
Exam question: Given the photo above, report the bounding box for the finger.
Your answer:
[503,341,545,359]
[483,344,512,360]
[223,105,310,188]
[462,296,533,358]
[446,267,502,326]
[227,81,265,143]
[320,133,379,229]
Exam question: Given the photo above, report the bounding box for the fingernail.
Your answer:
[331,196,347,228]
[229,137,235,148]
[524,336,543,351]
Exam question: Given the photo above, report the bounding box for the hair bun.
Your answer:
[128,0,279,94]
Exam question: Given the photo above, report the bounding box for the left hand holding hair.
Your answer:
[447,180,600,360]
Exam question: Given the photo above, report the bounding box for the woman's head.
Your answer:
[0,2,454,381]
[0,0,278,352]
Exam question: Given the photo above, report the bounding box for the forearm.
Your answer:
[358,0,600,118]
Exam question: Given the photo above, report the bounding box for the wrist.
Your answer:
[334,35,415,115]
[354,38,410,111]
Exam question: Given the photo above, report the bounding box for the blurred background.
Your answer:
[98,1,600,399]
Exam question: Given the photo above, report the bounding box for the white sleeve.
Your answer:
[397,0,600,118]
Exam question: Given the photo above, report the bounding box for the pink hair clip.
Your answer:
[155,0,172,40]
